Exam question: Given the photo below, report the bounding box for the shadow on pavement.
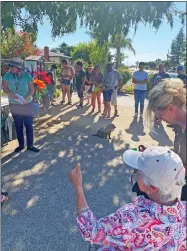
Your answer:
[125,117,146,142]
[149,123,173,147]
[1,103,135,251]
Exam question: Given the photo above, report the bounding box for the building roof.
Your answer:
[40,50,71,59]
[25,56,45,61]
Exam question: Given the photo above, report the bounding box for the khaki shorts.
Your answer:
[111,89,117,106]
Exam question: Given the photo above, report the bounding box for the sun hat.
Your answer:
[123,146,185,187]
[177,65,184,72]
[8,57,24,70]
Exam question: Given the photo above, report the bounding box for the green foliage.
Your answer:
[123,83,134,94]
[71,43,90,62]
[118,66,132,89]
[1,2,176,38]
[71,41,109,70]
[88,43,109,68]
[110,34,135,69]
[52,42,75,56]
[169,28,186,65]
[147,74,154,93]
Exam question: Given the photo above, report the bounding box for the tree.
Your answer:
[1,28,40,59]
[110,34,135,69]
[71,43,90,62]
[57,42,75,56]
[1,2,178,38]
[71,41,110,70]
[169,28,186,65]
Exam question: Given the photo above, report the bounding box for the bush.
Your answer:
[119,66,132,89]
[53,89,61,98]
[147,73,154,94]
[123,83,134,94]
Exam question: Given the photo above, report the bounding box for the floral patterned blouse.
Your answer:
[76,196,187,250]
[90,71,103,87]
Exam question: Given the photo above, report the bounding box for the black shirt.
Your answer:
[173,125,186,166]
[177,74,187,87]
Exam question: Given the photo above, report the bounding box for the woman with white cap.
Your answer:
[69,146,186,250]
[2,58,40,153]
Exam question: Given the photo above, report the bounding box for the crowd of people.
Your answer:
[2,57,187,250]
[60,60,186,121]
[60,60,123,118]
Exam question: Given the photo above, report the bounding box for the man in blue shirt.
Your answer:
[132,62,148,119]
[102,63,123,118]
[151,64,170,88]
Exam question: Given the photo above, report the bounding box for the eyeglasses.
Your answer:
[154,108,164,121]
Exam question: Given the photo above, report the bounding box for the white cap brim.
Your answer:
[123,150,142,170]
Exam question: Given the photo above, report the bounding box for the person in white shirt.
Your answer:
[132,62,148,119]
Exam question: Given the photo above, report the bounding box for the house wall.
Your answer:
[25,61,37,71]
[48,56,71,65]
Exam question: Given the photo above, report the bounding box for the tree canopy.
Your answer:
[1,28,40,59]
[51,42,75,56]
[168,28,186,65]
[1,2,179,40]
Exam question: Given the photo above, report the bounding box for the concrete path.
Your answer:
[1,93,174,251]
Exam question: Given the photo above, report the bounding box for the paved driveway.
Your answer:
[2,94,174,251]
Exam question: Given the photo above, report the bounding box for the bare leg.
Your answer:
[102,101,107,116]
[66,85,71,103]
[106,102,111,118]
[80,97,84,106]
[62,84,66,102]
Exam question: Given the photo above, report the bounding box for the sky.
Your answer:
[35,2,186,66]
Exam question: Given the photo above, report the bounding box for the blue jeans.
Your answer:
[10,103,34,147]
[134,90,146,113]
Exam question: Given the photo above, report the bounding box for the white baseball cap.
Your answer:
[123,146,185,187]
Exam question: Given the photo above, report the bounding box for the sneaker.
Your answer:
[68,101,72,105]
[60,100,65,105]
[27,146,40,153]
[134,113,138,118]
[140,113,143,119]
[77,105,83,109]
[114,111,119,117]
[14,146,24,153]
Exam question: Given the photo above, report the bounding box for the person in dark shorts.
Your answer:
[60,59,75,105]
[102,63,119,119]
[75,61,86,109]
